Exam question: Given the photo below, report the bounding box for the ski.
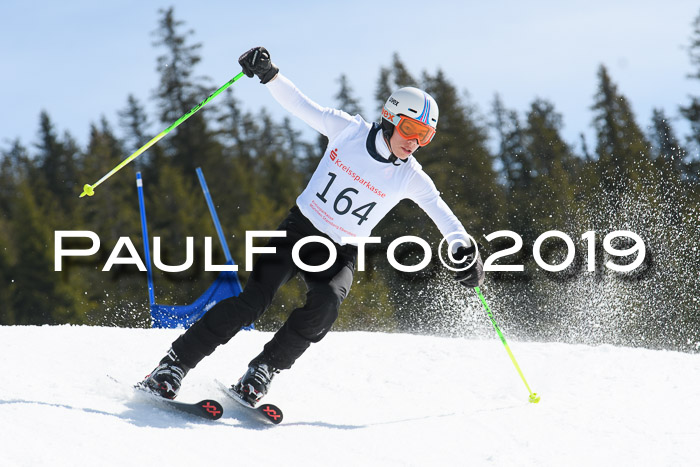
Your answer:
[135,384,224,421]
[215,380,283,425]
[108,375,224,421]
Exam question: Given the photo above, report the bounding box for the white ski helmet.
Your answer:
[381,87,439,146]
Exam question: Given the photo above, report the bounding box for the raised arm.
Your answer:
[239,46,353,140]
[266,74,354,139]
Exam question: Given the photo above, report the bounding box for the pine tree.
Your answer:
[0,140,31,213]
[523,98,579,223]
[215,89,256,231]
[0,223,12,324]
[591,65,652,200]
[34,112,79,202]
[118,94,150,154]
[79,118,136,230]
[391,53,418,88]
[257,112,305,212]
[152,7,221,174]
[688,9,700,82]
[649,108,686,179]
[117,92,168,188]
[374,67,392,114]
[67,118,147,325]
[584,67,695,349]
[0,141,31,324]
[153,8,203,121]
[0,173,14,324]
[491,94,529,192]
[489,97,579,297]
[680,98,700,159]
[680,9,700,177]
[520,99,581,330]
[144,163,215,308]
[9,181,80,324]
[335,74,363,117]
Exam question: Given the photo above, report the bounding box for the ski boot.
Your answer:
[233,362,279,406]
[139,348,190,400]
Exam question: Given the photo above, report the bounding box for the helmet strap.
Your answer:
[381,119,401,162]
[383,133,403,165]
[380,120,412,165]
[380,119,395,140]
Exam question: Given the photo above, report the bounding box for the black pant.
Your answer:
[171,206,356,371]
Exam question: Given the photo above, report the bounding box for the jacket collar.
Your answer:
[366,123,407,165]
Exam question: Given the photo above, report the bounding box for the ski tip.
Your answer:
[259,403,283,424]
[197,399,224,420]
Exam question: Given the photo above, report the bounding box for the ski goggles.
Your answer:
[393,114,436,147]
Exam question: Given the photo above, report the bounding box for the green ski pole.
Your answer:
[79,71,246,198]
[475,286,540,403]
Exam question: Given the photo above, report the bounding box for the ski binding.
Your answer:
[216,380,283,424]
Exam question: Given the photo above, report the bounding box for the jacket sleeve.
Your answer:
[266,73,354,141]
[406,170,473,253]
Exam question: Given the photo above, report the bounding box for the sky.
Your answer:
[1,0,699,155]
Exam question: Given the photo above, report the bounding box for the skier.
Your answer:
[140,46,485,405]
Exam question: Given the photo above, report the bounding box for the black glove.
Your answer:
[238,46,279,84]
[453,245,485,288]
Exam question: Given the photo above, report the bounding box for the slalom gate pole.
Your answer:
[196,167,234,265]
[474,286,540,403]
[136,172,155,306]
[79,72,246,198]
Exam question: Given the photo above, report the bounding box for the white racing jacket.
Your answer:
[266,73,472,251]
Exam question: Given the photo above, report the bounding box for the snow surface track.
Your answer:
[1,326,698,466]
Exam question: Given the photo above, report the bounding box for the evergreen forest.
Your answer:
[2,8,699,352]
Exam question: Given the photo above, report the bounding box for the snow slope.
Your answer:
[1,326,698,467]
